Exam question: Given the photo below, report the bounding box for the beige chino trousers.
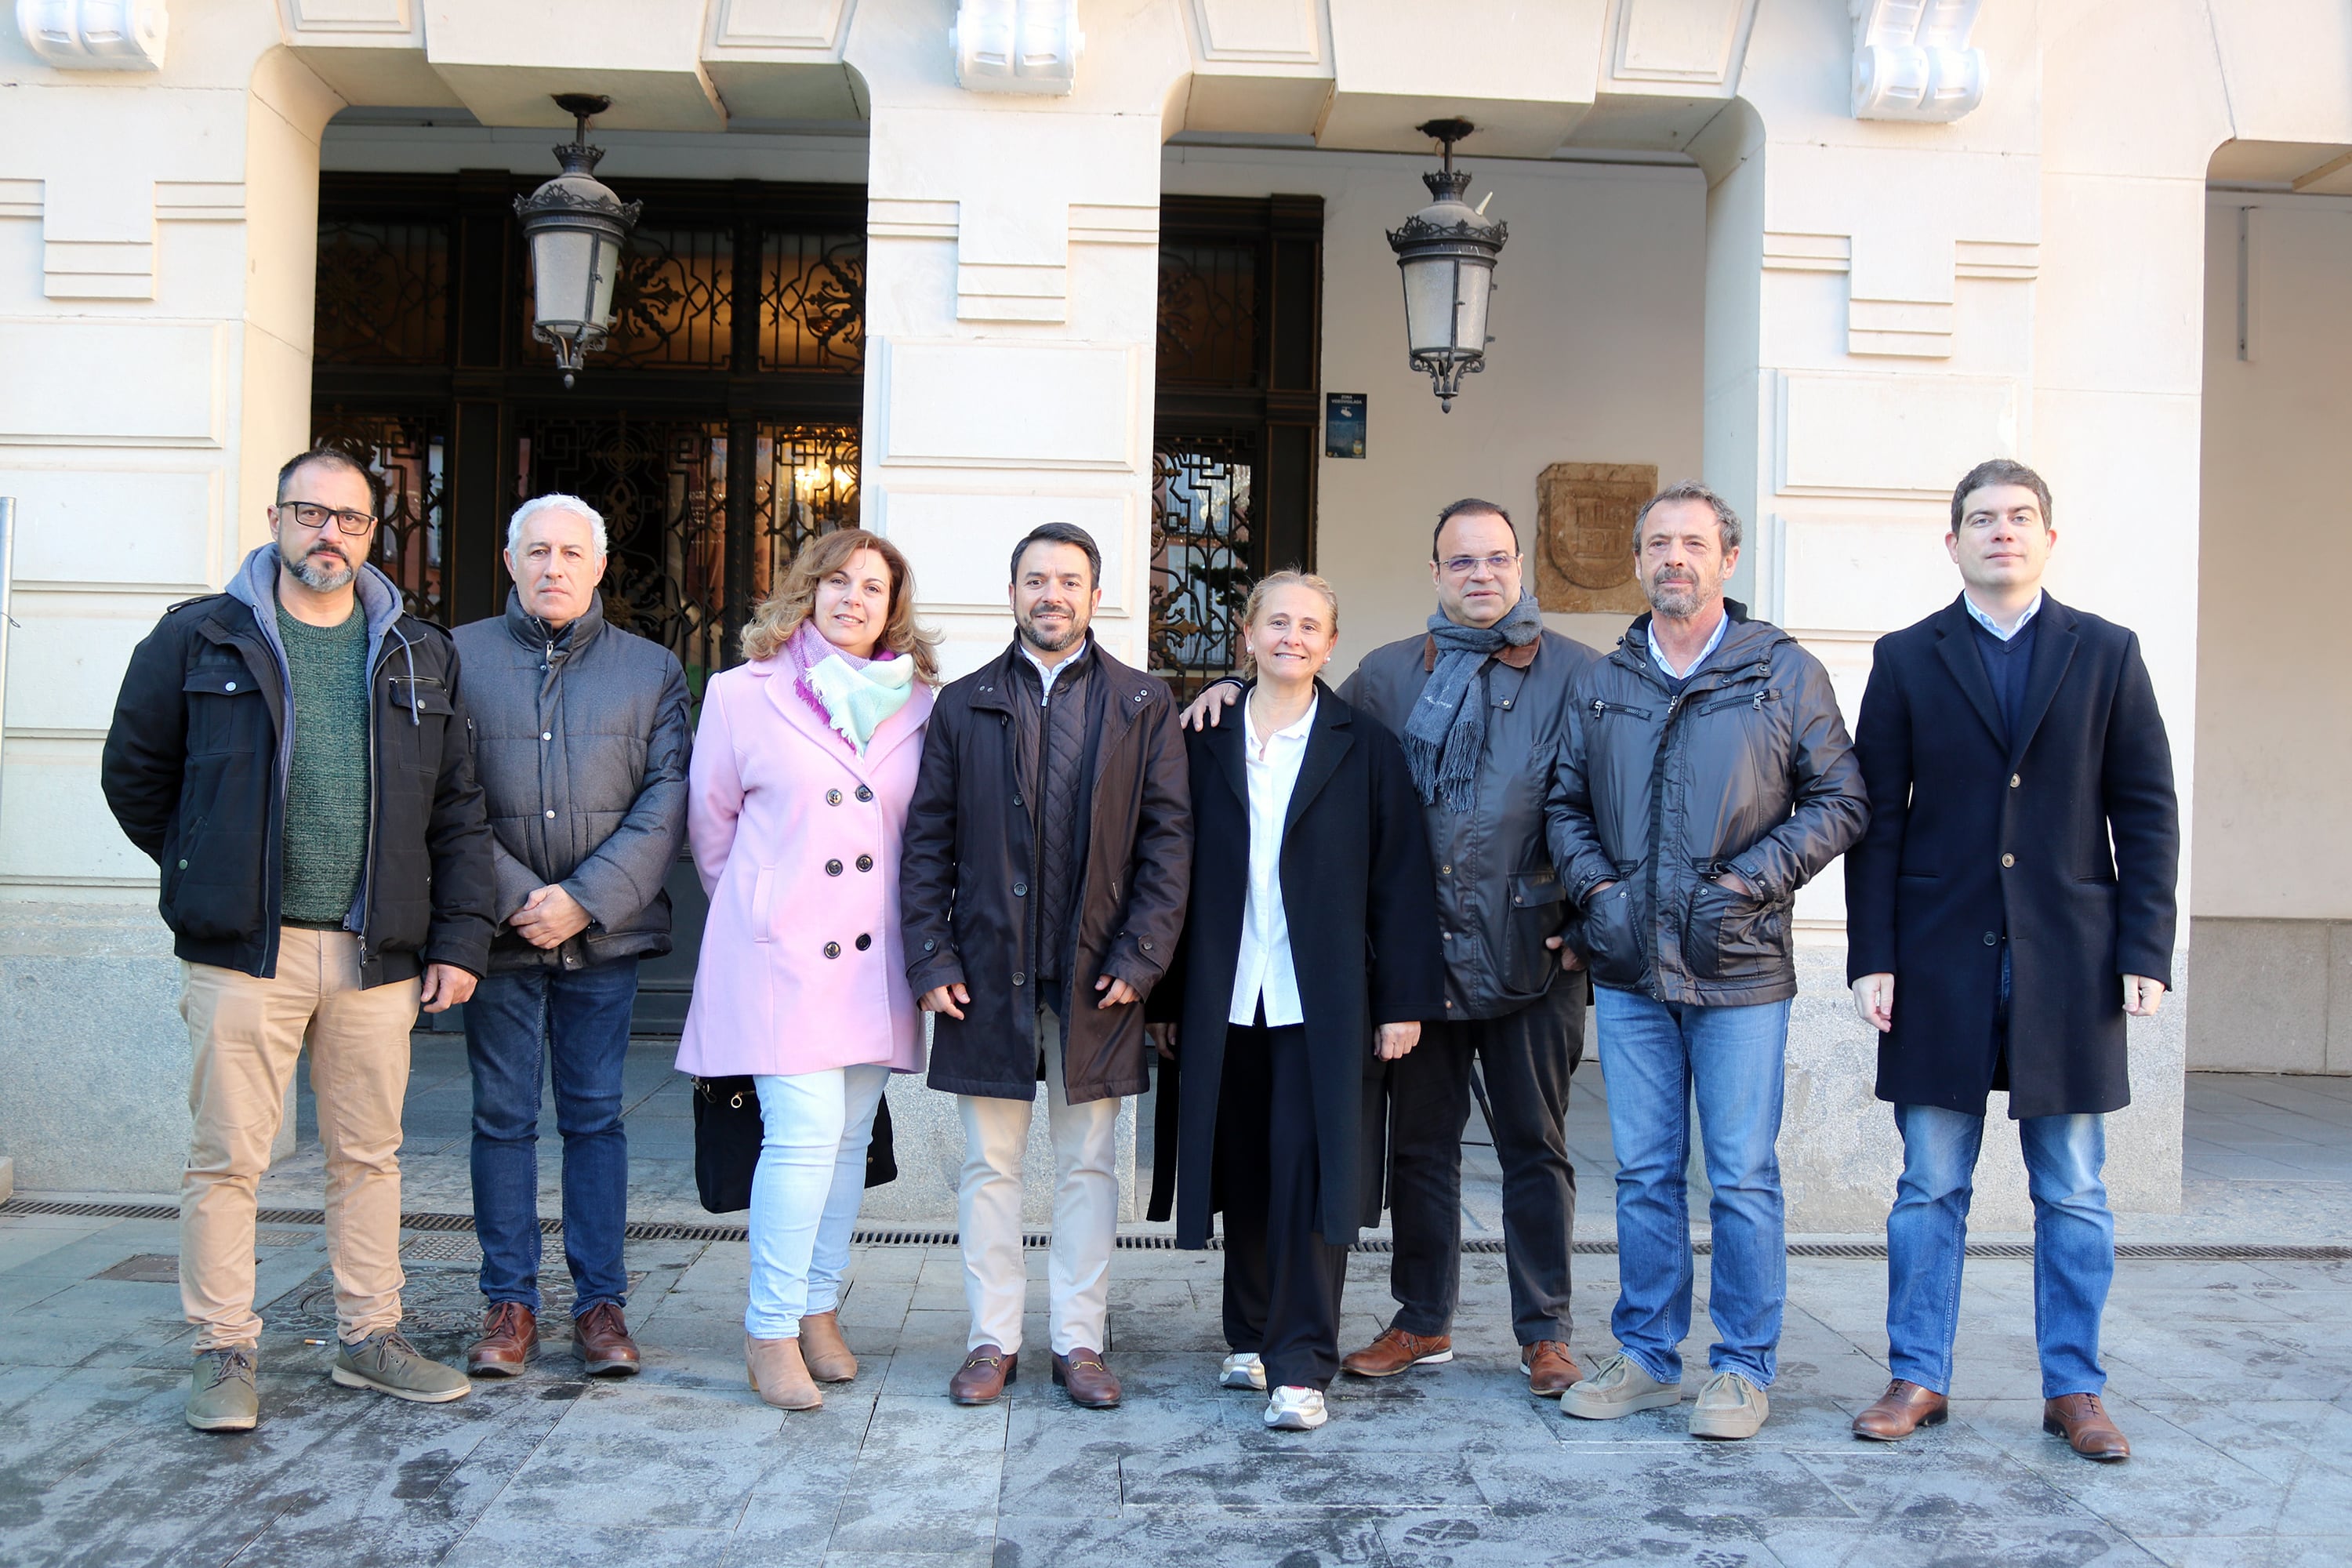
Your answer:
[180,926,419,1349]
[956,1005,1120,1357]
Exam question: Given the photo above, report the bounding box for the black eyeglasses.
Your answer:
[275,501,376,536]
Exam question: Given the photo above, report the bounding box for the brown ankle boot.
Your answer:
[799,1311,858,1383]
[746,1333,822,1410]
[466,1302,537,1377]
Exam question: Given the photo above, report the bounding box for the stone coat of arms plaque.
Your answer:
[1535,461,1658,615]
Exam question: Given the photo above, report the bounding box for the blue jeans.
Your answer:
[1595,985,1792,1388]
[747,1065,890,1339]
[1887,1103,2111,1399]
[465,959,638,1316]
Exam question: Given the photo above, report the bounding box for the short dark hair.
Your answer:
[1432,497,1513,561]
[1010,521,1102,590]
[277,446,385,518]
[1633,479,1742,555]
[1950,459,2052,533]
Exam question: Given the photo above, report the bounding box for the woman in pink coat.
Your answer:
[677,528,938,1410]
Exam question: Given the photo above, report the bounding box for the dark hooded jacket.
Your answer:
[100,544,495,985]
[1544,602,1867,1007]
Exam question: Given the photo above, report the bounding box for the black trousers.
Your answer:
[1385,979,1584,1345]
[1218,1020,1349,1392]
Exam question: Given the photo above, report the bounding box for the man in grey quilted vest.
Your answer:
[452,494,691,1382]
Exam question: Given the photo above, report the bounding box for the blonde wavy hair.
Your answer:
[1236,570,1340,677]
[740,528,941,683]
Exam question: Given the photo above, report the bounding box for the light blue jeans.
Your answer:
[1595,985,1793,1388]
[746,1065,890,1339]
[1887,1103,2112,1399]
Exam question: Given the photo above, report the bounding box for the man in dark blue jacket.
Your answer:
[1844,459,2180,1461]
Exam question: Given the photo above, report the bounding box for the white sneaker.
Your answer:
[1264,1385,1327,1430]
[1559,1351,1683,1421]
[1220,1352,1267,1392]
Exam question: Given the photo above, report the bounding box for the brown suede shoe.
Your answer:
[1853,1379,1949,1441]
[466,1302,537,1377]
[574,1302,641,1377]
[949,1345,1017,1405]
[746,1333,821,1410]
[1522,1341,1582,1397]
[2044,1392,2131,1461]
[799,1310,857,1383]
[1341,1326,1454,1378]
[1052,1348,1121,1409]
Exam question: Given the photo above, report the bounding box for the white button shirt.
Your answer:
[1228,694,1318,1027]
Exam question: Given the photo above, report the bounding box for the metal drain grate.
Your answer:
[254,1229,318,1248]
[8,1200,2349,1263]
[400,1234,485,1264]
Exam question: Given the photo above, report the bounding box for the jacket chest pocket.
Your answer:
[183,667,264,756]
[384,675,456,774]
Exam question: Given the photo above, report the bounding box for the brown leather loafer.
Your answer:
[1853,1378,1949,1441]
[466,1301,537,1377]
[574,1301,641,1377]
[1052,1348,1121,1409]
[1341,1326,1454,1378]
[949,1345,1017,1405]
[800,1310,857,1383]
[2044,1392,2130,1461]
[1522,1341,1582,1397]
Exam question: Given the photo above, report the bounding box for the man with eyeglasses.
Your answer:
[103,447,495,1432]
[1181,498,1597,1398]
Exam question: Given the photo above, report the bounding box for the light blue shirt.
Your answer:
[1962,590,2043,642]
[1648,610,1730,681]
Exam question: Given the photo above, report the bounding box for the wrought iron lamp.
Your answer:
[514,93,642,389]
[1385,118,1508,412]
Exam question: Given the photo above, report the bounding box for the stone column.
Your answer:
[845,10,1182,1221]
[0,24,337,1191]
[1692,1,2192,1230]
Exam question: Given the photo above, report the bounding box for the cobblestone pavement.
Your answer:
[3,1069,2349,1566]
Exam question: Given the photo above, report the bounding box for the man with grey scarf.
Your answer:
[1181,497,1597,1396]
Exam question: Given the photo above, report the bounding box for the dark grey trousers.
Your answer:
[1385,978,1584,1345]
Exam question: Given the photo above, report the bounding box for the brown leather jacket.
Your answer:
[900,637,1193,1104]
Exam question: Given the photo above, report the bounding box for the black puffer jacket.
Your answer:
[453,590,691,975]
[100,546,495,985]
[1544,603,1867,1007]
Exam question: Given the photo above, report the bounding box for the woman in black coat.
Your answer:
[1145,572,1445,1432]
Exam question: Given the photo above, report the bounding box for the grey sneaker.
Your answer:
[187,1345,259,1432]
[1690,1370,1770,1439]
[331,1329,472,1404]
[1559,1351,1683,1421]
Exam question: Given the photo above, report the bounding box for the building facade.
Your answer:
[3,0,2348,1226]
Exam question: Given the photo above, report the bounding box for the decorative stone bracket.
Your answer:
[1851,0,1983,122]
[951,0,1083,96]
[14,0,167,71]
[869,195,1154,322]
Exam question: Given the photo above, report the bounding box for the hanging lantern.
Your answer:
[514,93,642,390]
[1385,118,1508,412]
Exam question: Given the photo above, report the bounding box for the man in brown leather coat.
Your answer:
[899,522,1192,1409]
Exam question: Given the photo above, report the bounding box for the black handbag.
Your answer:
[691,1075,898,1215]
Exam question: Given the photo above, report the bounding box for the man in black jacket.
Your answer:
[103,447,495,1432]
[1545,481,1867,1441]
[900,522,1192,1410]
[1180,498,1599,1396]
[1844,459,2178,1461]
[452,494,691,1381]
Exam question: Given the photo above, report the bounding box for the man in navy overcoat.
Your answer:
[1844,458,2180,1461]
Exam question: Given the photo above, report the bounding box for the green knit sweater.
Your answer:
[277,604,372,924]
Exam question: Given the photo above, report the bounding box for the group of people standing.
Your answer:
[102,445,2175,1465]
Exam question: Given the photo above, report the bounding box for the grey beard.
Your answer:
[294,550,357,592]
[1646,578,1700,619]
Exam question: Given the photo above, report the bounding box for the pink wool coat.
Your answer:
[673,654,935,1078]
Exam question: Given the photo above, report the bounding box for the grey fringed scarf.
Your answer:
[1401,593,1544,811]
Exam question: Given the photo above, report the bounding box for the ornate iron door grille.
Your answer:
[310,173,866,672]
[1150,439,1256,699]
